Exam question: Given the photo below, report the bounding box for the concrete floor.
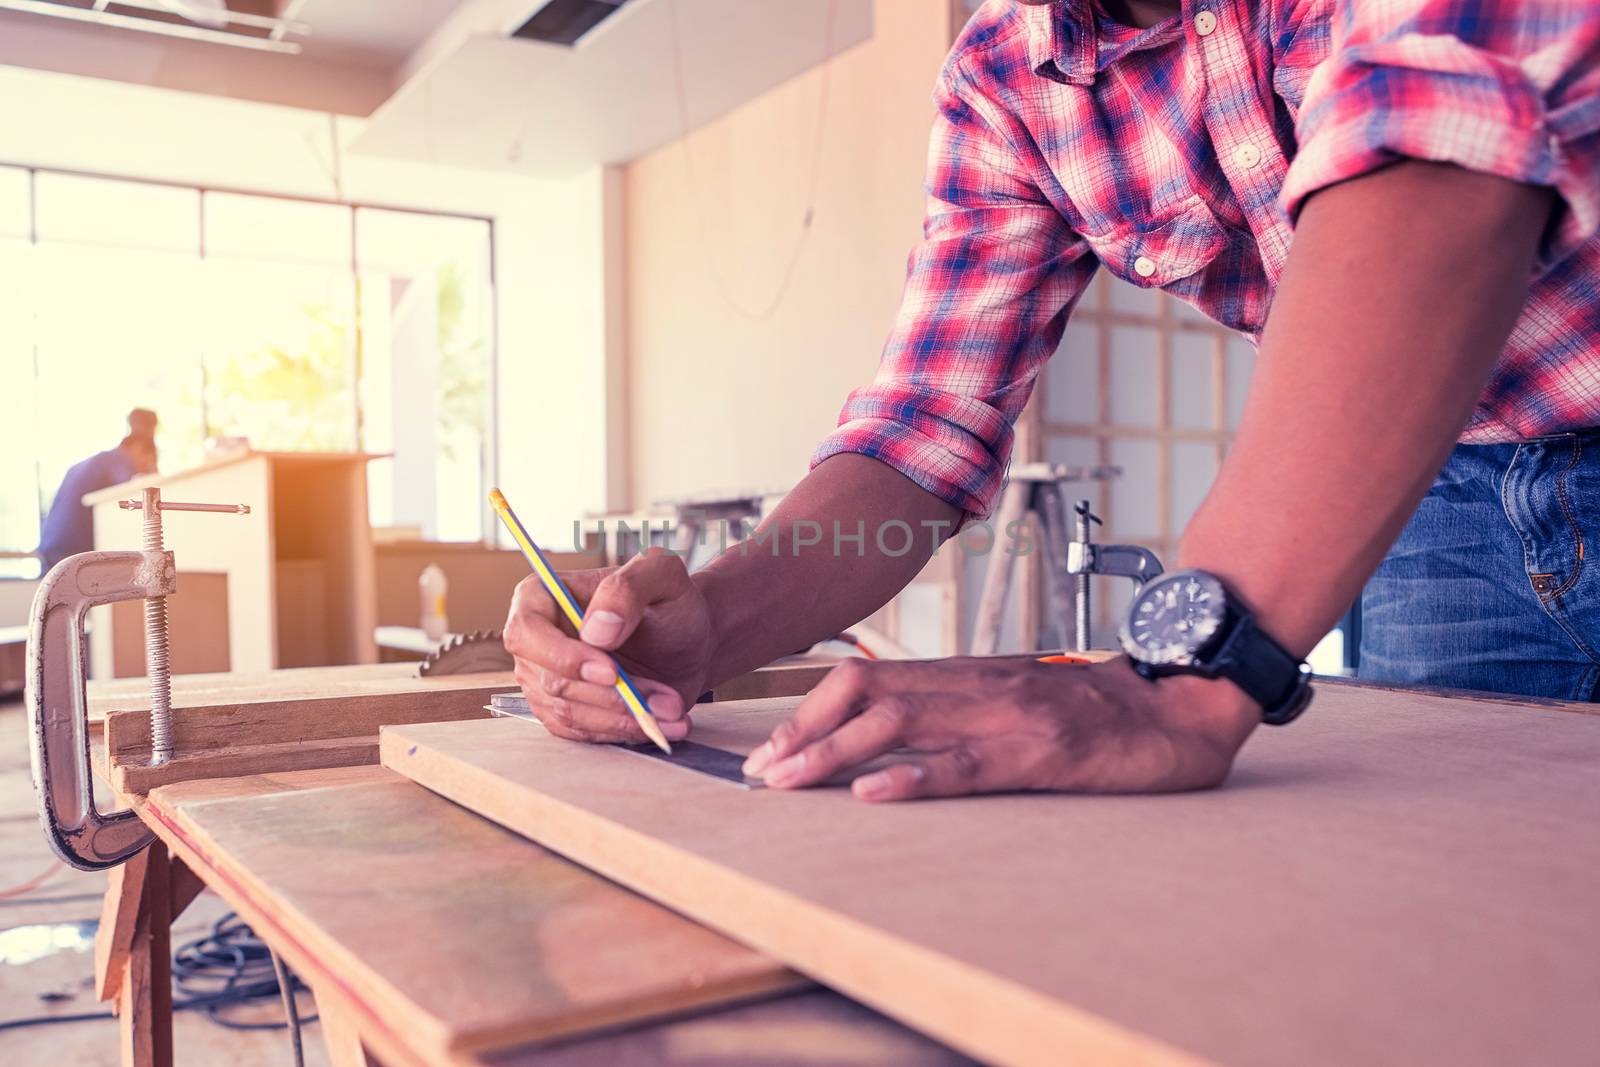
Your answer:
[0,697,329,1066]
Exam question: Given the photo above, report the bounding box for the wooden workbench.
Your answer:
[86,658,966,1066]
[383,681,1600,1067]
[116,765,971,1067]
[86,660,1600,1066]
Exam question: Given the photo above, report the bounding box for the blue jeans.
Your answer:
[1360,430,1600,701]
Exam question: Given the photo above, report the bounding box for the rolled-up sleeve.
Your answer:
[810,61,1096,519]
[1281,0,1600,268]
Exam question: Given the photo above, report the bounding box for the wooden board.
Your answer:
[382,684,1600,1067]
[88,662,507,718]
[143,767,806,1062]
[91,655,834,792]
[104,679,512,794]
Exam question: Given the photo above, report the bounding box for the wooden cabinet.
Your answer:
[86,451,381,678]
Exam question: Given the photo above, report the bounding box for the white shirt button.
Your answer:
[1194,10,1217,36]
[1133,256,1156,278]
[1233,143,1262,169]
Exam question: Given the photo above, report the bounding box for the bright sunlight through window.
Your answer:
[0,166,495,577]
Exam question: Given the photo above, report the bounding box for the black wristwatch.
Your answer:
[1118,569,1312,725]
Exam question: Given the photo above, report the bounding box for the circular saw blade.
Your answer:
[417,629,515,677]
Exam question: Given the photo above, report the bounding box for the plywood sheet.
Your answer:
[382,685,1600,1067]
[147,769,804,1061]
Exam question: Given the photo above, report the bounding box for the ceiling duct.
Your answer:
[510,0,632,47]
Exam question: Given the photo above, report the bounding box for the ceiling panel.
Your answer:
[349,0,875,177]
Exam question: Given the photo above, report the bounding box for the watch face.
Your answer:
[1120,570,1228,666]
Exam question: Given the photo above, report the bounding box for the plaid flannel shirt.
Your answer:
[813,0,1600,518]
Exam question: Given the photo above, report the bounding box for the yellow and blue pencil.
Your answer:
[489,488,672,754]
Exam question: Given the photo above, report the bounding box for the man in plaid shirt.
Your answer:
[510,1,1599,797]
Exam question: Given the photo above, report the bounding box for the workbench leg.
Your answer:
[168,853,205,920]
[316,989,377,1067]
[105,840,173,1067]
[96,848,149,1005]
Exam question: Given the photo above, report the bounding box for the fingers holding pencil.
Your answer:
[503,566,684,743]
[495,491,716,752]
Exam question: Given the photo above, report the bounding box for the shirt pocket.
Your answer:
[1081,197,1227,293]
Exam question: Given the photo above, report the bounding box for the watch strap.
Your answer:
[1210,613,1312,725]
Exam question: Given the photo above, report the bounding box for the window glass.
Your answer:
[356,208,493,542]
[0,172,496,566]
[1170,330,1217,431]
[1109,438,1161,539]
[31,243,208,527]
[1109,327,1159,427]
[204,192,350,266]
[1225,337,1256,429]
[1045,323,1100,425]
[1170,441,1216,530]
[35,173,199,253]
[0,239,39,574]
[200,258,359,452]
[0,167,30,238]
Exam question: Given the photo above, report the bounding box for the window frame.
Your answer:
[1020,271,1254,646]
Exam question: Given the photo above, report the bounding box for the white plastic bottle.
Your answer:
[419,564,449,642]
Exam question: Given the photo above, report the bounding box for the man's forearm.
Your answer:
[693,453,960,687]
[1180,162,1553,657]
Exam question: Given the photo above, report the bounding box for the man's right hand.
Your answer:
[502,550,716,745]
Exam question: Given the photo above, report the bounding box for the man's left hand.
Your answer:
[741,657,1260,800]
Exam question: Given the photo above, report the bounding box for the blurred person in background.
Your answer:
[37,408,159,571]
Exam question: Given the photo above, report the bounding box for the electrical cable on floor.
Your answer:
[0,911,316,1044]
[0,1009,114,1031]
[171,912,318,1032]
[0,891,106,909]
[269,948,305,1067]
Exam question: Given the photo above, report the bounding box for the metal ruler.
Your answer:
[487,693,760,788]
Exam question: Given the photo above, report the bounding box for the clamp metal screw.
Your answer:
[1072,500,1103,653]
[118,488,250,765]
[1065,500,1164,653]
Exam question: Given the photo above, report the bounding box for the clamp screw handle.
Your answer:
[118,499,251,515]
